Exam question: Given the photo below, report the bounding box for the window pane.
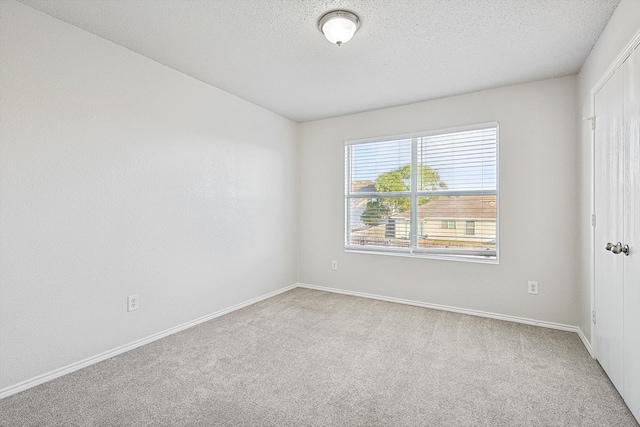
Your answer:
[466,221,476,236]
[347,197,411,248]
[347,139,412,193]
[439,220,457,229]
[416,195,495,251]
[418,128,497,192]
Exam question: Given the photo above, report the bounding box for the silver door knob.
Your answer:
[621,244,630,256]
[606,242,630,256]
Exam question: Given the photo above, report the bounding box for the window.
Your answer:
[345,123,498,262]
[441,220,456,229]
[466,221,476,236]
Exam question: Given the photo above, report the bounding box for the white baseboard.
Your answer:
[0,283,298,400]
[576,327,594,358]
[297,283,590,344]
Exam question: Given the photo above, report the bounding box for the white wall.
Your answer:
[576,0,640,344]
[298,76,578,326]
[0,1,297,391]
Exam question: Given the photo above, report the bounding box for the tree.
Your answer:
[361,164,446,226]
[361,200,391,226]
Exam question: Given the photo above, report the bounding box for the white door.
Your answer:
[594,44,640,422]
[594,65,625,395]
[622,45,640,421]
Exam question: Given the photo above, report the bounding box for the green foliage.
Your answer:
[361,200,391,226]
[361,164,446,226]
[375,164,412,193]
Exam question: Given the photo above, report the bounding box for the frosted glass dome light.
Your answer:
[318,10,360,46]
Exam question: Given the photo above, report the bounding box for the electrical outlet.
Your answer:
[528,281,538,295]
[128,294,139,312]
[331,260,338,271]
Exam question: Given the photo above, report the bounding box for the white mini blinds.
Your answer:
[345,123,498,262]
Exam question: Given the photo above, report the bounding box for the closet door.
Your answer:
[594,43,640,423]
[594,66,625,395]
[623,45,640,421]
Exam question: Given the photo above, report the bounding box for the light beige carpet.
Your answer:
[0,287,637,426]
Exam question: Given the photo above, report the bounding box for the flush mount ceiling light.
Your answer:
[318,10,360,46]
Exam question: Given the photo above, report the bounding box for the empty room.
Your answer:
[1,0,639,425]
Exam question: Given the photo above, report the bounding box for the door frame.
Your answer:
[590,29,640,360]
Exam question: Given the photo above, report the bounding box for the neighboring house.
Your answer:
[351,180,376,193]
[350,195,496,250]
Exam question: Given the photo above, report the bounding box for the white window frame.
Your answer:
[344,122,499,263]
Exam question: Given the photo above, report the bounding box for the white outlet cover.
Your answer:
[528,281,538,295]
[128,294,139,311]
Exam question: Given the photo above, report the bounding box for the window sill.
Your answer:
[345,247,499,264]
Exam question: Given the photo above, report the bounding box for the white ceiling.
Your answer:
[18,0,620,123]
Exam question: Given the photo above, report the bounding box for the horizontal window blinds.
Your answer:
[345,123,498,261]
[418,127,497,193]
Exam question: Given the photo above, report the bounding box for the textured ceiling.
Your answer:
[18,0,620,122]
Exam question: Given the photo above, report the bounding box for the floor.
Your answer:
[0,287,637,426]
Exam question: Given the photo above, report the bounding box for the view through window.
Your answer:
[345,123,498,261]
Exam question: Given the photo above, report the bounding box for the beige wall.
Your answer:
[299,76,578,325]
[576,0,640,343]
[0,1,298,391]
